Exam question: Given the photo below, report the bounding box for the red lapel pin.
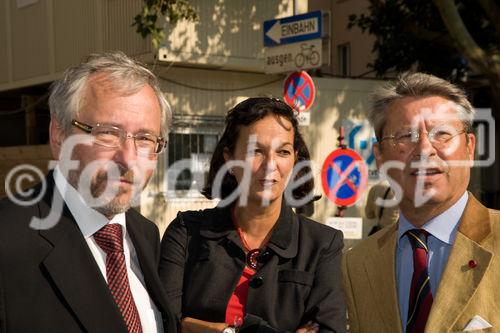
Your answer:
[468,260,477,268]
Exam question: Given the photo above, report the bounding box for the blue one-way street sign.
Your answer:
[263,11,322,47]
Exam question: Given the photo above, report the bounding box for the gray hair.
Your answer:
[49,51,171,137]
[369,72,474,141]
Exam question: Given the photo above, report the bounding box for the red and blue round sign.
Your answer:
[283,71,316,112]
[321,148,368,206]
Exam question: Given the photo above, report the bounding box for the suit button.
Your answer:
[251,276,264,287]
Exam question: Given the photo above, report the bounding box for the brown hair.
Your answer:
[202,97,315,206]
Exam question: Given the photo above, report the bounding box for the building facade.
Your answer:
[1,0,384,243]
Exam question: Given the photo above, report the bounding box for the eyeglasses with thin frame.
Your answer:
[71,119,166,155]
[379,125,467,150]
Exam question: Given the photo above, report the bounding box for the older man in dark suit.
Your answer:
[0,52,176,333]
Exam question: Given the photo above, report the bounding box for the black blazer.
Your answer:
[0,174,177,333]
[159,203,346,333]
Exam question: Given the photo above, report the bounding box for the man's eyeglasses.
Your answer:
[71,119,166,155]
[379,125,466,150]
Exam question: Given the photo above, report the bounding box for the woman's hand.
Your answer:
[295,321,320,333]
[181,317,227,333]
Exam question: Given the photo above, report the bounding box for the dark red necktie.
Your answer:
[406,229,433,333]
[94,224,143,333]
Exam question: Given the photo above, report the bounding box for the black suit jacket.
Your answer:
[159,202,346,333]
[0,174,177,333]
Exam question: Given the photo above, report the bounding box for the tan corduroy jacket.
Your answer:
[343,194,500,332]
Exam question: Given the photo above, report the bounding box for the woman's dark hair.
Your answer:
[202,97,315,206]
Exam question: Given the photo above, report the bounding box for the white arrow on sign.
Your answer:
[266,21,281,44]
[265,17,320,45]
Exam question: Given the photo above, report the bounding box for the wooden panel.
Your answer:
[10,0,50,80]
[102,0,150,55]
[53,0,100,72]
[0,1,9,83]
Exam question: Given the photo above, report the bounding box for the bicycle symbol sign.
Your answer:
[295,43,320,68]
[321,148,368,206]
[283,71,316,112]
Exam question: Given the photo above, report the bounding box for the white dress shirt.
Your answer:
[53,167,163,333]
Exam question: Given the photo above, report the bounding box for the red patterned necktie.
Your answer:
[406,229,433,333]
[94,224,143,333]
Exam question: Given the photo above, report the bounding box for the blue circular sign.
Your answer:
[283,71,316,111]
[321,148,368,206]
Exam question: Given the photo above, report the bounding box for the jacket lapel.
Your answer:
[201,203,301,259]
[126,212,170,315]
[39,181,127,332]
[363,224,403,332]
[266,203,299,259]
[425,195,493,332]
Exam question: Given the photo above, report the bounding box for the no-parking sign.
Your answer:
[283,71,316,112]
[321,148,368,206]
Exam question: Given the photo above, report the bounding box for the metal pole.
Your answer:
[335,125,347,217]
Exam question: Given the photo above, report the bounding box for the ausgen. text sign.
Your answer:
[265,39,322,74]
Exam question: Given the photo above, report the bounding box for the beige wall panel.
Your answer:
[10,0,50,80]
[161,0,293,70]
[2,0,295,89]
[306,78,380,247]
[141,195,217,236]
[53,0,100,71]
[139,67,383,232]
[102,0,150,55]
[156,66,283,118]
[305,77,381,248]
[0,1,9,83]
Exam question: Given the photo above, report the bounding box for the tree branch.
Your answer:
[477,0,500,42]
[405,25,454,48]
[433,0,489,72]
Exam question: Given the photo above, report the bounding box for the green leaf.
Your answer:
[133,0,198,49]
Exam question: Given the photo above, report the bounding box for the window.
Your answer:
[162,116,224,198]
[338,43,351,77]
[167,132,218,191]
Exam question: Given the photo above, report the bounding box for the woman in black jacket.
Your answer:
[159,97,346,333]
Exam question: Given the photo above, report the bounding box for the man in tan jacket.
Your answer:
[343,73,500,333]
